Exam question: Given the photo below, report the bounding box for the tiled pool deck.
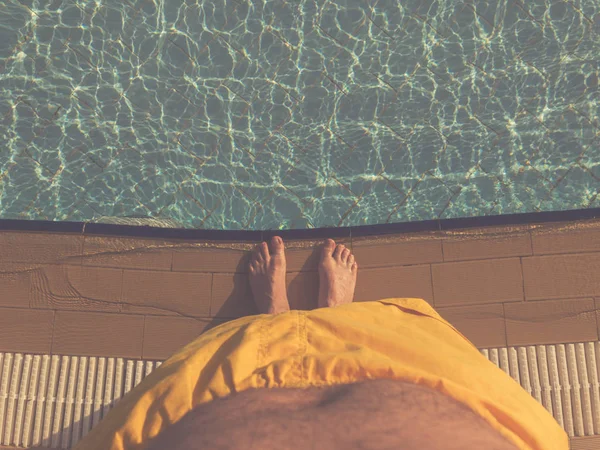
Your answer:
[3,210,600,448]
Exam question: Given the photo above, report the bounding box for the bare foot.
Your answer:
[318,239,358,308]
[249,236,290,315]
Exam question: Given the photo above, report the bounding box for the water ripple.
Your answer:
[0,0,599,229]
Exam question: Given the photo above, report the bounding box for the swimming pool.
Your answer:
[1,0,599,230]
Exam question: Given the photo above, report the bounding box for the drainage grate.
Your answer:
[0,354,162,448]
[1,342,599,448]
[480,342,600,437]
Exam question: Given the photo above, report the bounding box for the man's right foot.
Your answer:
[317,239,358,308]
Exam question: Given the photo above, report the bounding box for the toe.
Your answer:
[348,254,355,267]
[333,244,345,261]
[270,236,284,255]
[341,248,350,263]
[322,239,336,259]
[258,242,269,261]
[351,262,358,273]
[251,246,260,262]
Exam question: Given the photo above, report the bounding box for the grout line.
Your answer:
[528,229,534,255]
[0,303,221,321]
[353,263,434,272]
[7,288,597,314]
[594,297,600,338]
[209,273,214,317]
[87,265,218,273]
[81,234,87,263]
[525,248,600,257]
[118,269,124,313]
[502,302,509,347]
[50,310,56,354]
[67,246,600,274]
[519,256,527,301]
[0,304,149,316]
[140,316,146,360]
[78,235,85,267]
[28,269,34,309]
[429,254,527,265]
[429,264,436,307]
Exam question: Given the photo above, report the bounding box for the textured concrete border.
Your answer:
[0,207,599,241]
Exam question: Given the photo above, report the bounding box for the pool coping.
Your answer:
[1,207,600,240]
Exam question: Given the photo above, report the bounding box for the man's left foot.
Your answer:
[249,236,290,314]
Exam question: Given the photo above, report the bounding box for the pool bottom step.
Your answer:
[1,342,599,448]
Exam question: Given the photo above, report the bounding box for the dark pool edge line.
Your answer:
[0,207,599,241]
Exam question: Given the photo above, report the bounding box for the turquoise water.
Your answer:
[0,0,599,230]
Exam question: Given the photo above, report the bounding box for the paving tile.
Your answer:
[435,303,507,348]
[0,308,54,354]
[522,253,600,300]
[30,265,122,313]
[0,266,31,308]
[532,228,600,255]
[570,435,600,450]
[121,270,211,317]
[284,238,352,272]
[172,248,253,273]
[286,271,319,311]
[432,258,523,306]
[53,311,144,358]
[211,273,258,318]
[143,316,215,360]
[354,265,433,304]
[505,298,598,346]
[82,236,173,270]
[0,232,83,263]
[351,238,443,268]
[442,234,532,261]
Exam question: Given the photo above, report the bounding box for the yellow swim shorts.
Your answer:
[72,298,568,450]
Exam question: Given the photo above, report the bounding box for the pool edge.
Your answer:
[0,207,599,240]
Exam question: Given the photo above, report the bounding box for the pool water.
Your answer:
[1,0,599,230]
